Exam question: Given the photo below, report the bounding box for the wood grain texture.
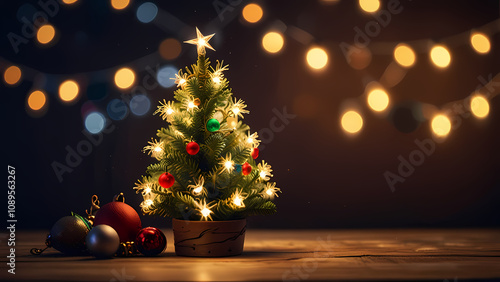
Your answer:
[1,229,499,281]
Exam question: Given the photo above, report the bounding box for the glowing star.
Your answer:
[186,97,198,111]
[195,199,216,221]
[261,182,281,199]
[246,132,260,147]
[173,72,188,88]
[154,100,175,121]
[184,27,215,55]
[257,161,273,181]
[231,189,247,208]
[220,153,234,173]
[188,175,205,195]
[231,98,249,119]
[143,138,164,160]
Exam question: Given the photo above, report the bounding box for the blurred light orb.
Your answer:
[306,47,328,70]
[430,45,451,68]
[393,43,416,68]
[137,2,158,23]
[62,0,78,4]
[156,65,177,88]
[262,32,284,53]
[85,112,106,134]
[59,80,79,102]
[341,111,363,134]
[130,94,151,116]
[4,66,22,85]
[37,24,55,44]
[470,32,490,54]
[114,67,135,89]
[28,90,47,111]
[470,95,489,118]
[431,114,451,137]
[111,0,130,10]
[367,89,389,112]
[159,38,182,60]
[242,3,263,23]
[107,99,129,121]
[359,0,380,13]
[347,46,371,70]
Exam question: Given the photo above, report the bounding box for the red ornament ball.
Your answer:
[93,202,142,242]
[251,148,259,159]
[242,162,252,176]
[135,227,167,256]
[159,172,175,188]
[186,141,200,155]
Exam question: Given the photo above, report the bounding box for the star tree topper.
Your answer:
[184,27,216,55]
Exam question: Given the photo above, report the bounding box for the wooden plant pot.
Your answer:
[172,218,246,257]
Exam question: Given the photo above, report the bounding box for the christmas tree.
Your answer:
[134,28,281,221]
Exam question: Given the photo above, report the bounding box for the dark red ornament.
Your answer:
[186,141,200,155]
[159,172,175,188]
[251,147,259,159]
[94,201,142,242]
[135,227,167,256]
[242,162,252,176]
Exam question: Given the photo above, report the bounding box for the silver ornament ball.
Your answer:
[86,224,120,258]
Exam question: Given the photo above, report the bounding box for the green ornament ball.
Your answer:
[206,118,221,132]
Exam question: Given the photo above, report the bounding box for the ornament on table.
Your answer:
[93,193,142,242]
[251,147,259,159]
[116,241,139,257]
[86,224,120,258]
[206,118,220,132]
[159,172,175,188]
[186,141,200,155]
[30,213,91,255]
[135,227,167,256]
[242,162,252,176]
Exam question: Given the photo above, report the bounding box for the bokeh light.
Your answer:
[37,24,55,44]
[430,45,451,68]
[27,90,47,111]
[159,38,182,60]
[242,3,263,23]
[111,0,130,10]
[470,95,490,118]
[359,0,380,13]
[341,110,363,134]
[470,32,491,54]
[431,114,451,137]
[114,67,135,89]
[58,80,79,103]
[137,2,158,23]
[262,32,284,53]
[3,66,22,85]
[367,89,390,112]
[156,65,177,88]
[130,94,151,116]
[306,47,328,70]
[107,99,129,121]
[62,0,78,4]
[85,112,106,134]
[393,43,416,68]
[347,46,372,70]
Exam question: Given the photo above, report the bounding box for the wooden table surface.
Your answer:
[1,229,500,281]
